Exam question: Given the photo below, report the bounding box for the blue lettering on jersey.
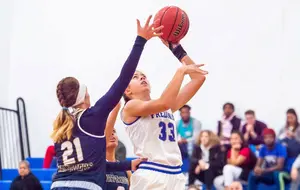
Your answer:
[151,111,174,120]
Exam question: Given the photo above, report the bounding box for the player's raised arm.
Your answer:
[123,64,204,117]
[105,102,121,141]
[91,16,163,117]
[161,41,208,112]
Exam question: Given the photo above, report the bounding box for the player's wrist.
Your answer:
[171,44,187,61]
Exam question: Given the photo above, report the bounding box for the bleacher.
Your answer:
[0,157,297,190]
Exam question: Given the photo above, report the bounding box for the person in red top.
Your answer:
[43,145,56,168]
[214,131,256,190]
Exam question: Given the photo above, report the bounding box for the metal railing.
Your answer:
[0,98,30,179]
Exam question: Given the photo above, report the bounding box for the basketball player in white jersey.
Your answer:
[121,41,208,190]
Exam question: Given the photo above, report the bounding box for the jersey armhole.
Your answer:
[120,108,141,126]
[77,110,105,138]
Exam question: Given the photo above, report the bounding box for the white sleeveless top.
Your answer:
[122,110,182,166]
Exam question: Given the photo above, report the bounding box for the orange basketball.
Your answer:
[154,6,190,43]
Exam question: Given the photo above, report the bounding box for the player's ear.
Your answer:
[124,86,131,96]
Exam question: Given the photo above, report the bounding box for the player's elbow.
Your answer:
[158,98,173,110]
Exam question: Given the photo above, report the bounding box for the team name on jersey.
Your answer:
[106,174,129,185]
[151,111,175,121]
[58,162,93,172]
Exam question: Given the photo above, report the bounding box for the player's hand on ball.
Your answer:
[137,15,164,40]
[131,157,148,171]
[160,38,180,50]
[181,63,208,75]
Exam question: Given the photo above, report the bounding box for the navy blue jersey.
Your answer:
[106,170,129,190]
[51,36,147,190]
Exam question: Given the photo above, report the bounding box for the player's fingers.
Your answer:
[153,25,164,32]
[195,64,205,67]
[153,32,163,37]
[136,19,141,29]
[145,15,152,27]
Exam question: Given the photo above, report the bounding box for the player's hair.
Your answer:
[196,130,220,147]
[123,94,131,103]
[51,77,79,143]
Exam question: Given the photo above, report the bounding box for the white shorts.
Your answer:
[129,162,186,190]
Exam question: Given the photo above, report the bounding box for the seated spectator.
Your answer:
[189,130,225,190]
[291,154,300,190]
[217,103,241,150]
[10,160,43,190]
[214,131,256,190]
[241,110,267,146]
[177,105,202,158]
[187,184,200,190]
[280,136,300,173]
[248,128,288,190]
[229,181,243,190]
[278,108,300,142]
[43,145,57,168]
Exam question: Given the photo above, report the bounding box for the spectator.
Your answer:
[214,131,256,190]
[248,128,288,190]
[280,136,300,174]
[241,110,267,146]
[10,160,43,190]
[229,181,243,190]
[290,154,300,190]
[189,130,225,190]
[115,140,127,161]
[43,145,57,168]
[278,108,300,142]
[177,105,202,158]
[217,103,241,149]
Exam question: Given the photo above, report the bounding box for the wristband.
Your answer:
[168,42,187,61]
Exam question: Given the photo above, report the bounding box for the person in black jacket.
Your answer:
[10,160,43,190]
[188,130,227,190]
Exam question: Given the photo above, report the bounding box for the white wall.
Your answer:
[4,0,300,157]
[0,0,13,107]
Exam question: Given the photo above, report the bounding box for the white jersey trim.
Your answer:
[51,180,102,190]
[77,109,105,138]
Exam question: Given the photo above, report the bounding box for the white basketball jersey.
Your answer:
[123,110,182,166]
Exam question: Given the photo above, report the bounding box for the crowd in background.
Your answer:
[27,102,300,190]
[180,102,300,190]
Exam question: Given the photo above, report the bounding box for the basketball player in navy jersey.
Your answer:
[50,15,163,190]
[121,40,208,189]
[105,103,130,190]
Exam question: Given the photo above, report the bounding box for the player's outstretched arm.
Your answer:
[105,102,121,141]
[123,64,204,117]
[161,40,208,112]
[91,16,163,117]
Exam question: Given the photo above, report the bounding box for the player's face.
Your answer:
[264,134,275,146]
[200,132,209,146]
[18,163,29,177]
[229,182,243,190]
[127,71,150,95]
[245,114,255,125]
[107,129,118,149]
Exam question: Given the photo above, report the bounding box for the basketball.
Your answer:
[154,6,190,43]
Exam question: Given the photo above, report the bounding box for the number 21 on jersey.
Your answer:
[61,137,83,165]
[158,121,176,142]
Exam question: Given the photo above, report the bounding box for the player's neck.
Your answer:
[106,149,116,162]
[137,93,151,101]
